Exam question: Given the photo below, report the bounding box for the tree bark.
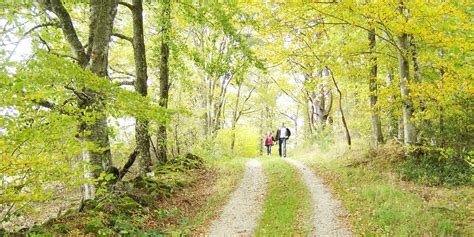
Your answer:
[368,27,384,145]
[40,0,117,199]
[398,33,416,145]
[84,0,117,177]
[157,0,171,162]
[130,0,152,173]
[385,68,399,139]
[397,1,417,145]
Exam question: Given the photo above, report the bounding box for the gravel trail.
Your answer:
[286,159,351,237]
[208,159,267,236]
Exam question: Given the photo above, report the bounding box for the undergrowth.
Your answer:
[12,153,206,236]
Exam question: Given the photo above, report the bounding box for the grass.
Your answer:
[296,142,474,236]
[255,157,312,235]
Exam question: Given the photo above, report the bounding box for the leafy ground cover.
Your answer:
[3,155,246,236]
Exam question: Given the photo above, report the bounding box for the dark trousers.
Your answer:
[278,138,287,157]
[265,145,272,155]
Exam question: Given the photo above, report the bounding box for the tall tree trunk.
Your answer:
[82,0,117,198]
[368,27,384,145]
[398,18,416,145]
[397,2,416,145]
[398,33,416,145]
[40,0,117,200]
[131,0,152,173]
[157,0,171,162]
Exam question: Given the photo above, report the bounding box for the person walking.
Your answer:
[275,122,291,158]
[264,131,275,156]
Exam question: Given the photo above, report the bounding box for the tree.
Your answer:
[116,0,153,173]
[397,1,416,146]
[39,0,118,199]
[368,27,384,145]
[156,0,171,162]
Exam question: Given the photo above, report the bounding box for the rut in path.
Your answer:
[208,159,267,236]
[286,159,352,237]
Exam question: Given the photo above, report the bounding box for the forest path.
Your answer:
[286,159,352,236]
[208,159,267,236]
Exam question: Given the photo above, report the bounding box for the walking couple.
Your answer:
[264,123,291,158]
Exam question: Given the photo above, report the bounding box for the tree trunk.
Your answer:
[305,100,313,138]
[230,83,242,151]
[398,32,416,145]
[368,27,384,145]
[157,0,171,162]
[82,0,117,195]
[397,2,417,146]
[40,0,117,199]
[131,0,152,173]
[386,68,398,138]
[327,67,351,147]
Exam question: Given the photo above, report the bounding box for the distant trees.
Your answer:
[255,1,472,154]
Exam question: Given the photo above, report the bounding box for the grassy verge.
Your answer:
[296,144,473,236]
[255,157,312,235]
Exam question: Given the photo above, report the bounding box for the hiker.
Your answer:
[275,122,291,158]
[264,131,275,156]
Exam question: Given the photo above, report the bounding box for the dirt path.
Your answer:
[286,159,352,237]
[208,159,267,236]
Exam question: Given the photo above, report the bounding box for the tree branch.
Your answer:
[117,81,135,86]
[39,0,88,66]
[112,33,133,43]
[109,66,135,77]
[118,1,134,11]
[118,147,139,181]
[23,22,57,36]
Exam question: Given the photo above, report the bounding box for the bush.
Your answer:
[397,147,472,186]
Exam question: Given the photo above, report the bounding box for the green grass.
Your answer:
[255,157,312,235]
[296,145,474,236]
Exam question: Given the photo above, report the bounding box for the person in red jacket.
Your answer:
[264,131,275,156]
